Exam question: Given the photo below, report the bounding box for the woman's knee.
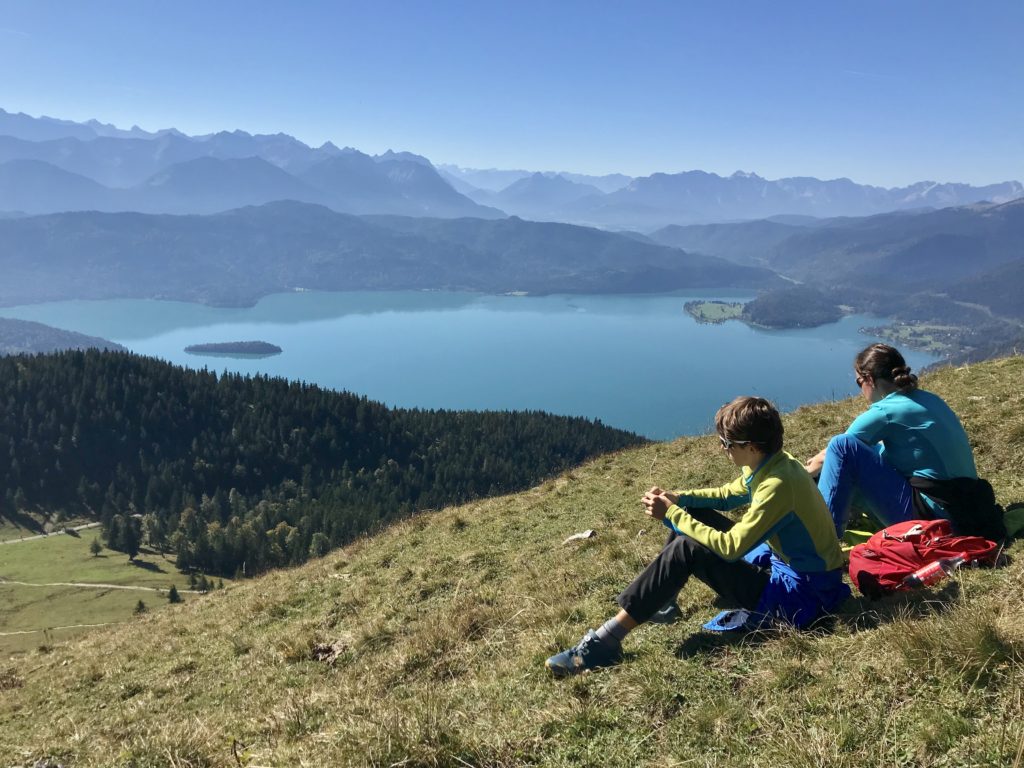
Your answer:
[827,433,861,456]
[826,434,875,468]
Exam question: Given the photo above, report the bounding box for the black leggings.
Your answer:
[616,508,771,623]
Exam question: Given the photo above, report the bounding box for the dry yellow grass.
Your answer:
[2,356,1023,767]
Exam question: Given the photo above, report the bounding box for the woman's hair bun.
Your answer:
[891,365,918,389]
[856,343,918,390]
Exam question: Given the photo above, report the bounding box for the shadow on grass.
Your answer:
[669,581,968,660]
[673,629,776,659]
[836,580,961,633]
[129,559,167,574]
[0,509,45,535]
[1005,502,1024,540]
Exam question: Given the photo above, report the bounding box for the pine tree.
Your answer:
[89,538,102,557]
[122,517,141,561]
[167,585,182,604]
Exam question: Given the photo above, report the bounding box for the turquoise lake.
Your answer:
[0,291,938,440]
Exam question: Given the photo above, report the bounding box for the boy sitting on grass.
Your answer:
[546,396,850,676]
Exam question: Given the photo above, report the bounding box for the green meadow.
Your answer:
[683,299,746,324]
[0,532,220,655]
[0,511,94,542]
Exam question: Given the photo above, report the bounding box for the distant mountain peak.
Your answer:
[374,150,434,167]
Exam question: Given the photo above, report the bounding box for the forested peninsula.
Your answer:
[685,286,843,330]
[0,350,644,575]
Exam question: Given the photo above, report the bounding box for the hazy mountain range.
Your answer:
[0,201,779,307]
[3,107,1024,362]
[2,108,1020,227]
[648,199,1024,292]
[650,198,1024,361]
[441,164,1023,228]
[551,171,1024,230]
[437,164,633,194]
[0,145,502,219]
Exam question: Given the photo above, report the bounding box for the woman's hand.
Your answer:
[804,448,827,478]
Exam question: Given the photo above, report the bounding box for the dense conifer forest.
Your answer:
[0,351,643,574]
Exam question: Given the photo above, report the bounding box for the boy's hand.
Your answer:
[642,492,674,520]
[642,487,678,505]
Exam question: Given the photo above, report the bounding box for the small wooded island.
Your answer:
[184,341,282,357]
[685,287,844,330]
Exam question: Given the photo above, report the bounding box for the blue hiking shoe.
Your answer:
[545,630,622,677]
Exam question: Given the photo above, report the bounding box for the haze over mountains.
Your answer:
[2,107,1023,364]
[0,134,502,218]
[441,164,1022,228]
[650,198,1024,361]
[0,201,779,307]
[648,199,1024,291]
[2,108,1020,226]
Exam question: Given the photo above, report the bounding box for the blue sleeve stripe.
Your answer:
[676,493,750,511]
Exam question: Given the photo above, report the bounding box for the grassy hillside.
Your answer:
[3,357,1024,767]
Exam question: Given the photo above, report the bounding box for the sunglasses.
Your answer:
[719,435,755,450]
[856,373,869,387]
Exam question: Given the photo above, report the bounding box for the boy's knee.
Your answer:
[664,534,700,561]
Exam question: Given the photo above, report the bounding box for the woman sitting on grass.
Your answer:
[546,396,850,677]
[804,343,1000,540]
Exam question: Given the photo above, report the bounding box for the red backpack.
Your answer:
[848,519,1000,598]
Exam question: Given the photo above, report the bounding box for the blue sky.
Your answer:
[1,0,1021,187]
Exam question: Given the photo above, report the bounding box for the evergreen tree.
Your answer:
[122,517,141,561]
[167,585,182,604]
[89,538,102,557]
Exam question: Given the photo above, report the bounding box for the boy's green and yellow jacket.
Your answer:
[666,450,845,574]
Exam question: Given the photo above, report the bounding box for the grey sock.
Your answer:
[595,617,630,646]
